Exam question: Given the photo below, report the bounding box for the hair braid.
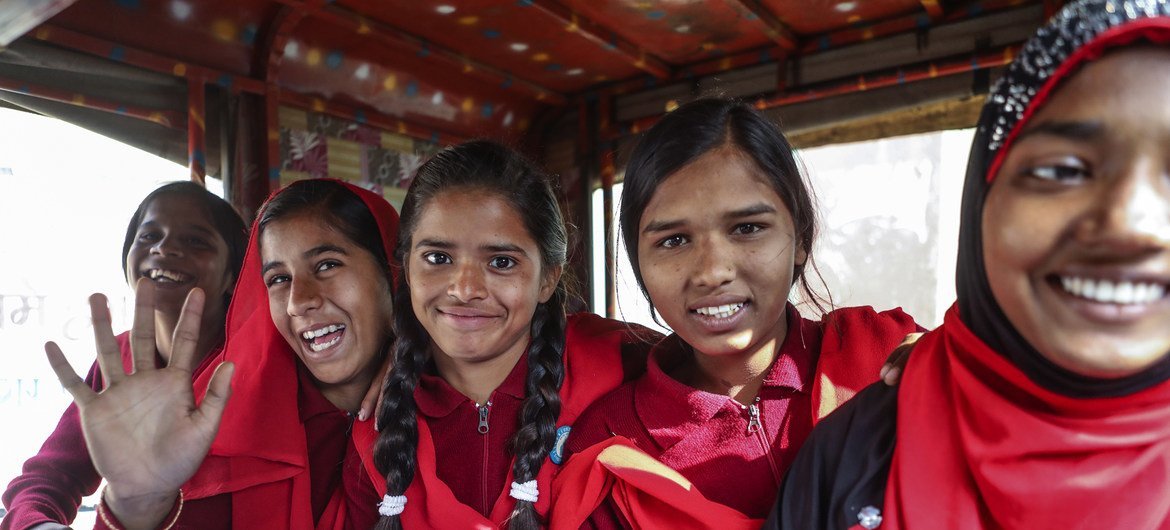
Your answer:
[506,288,568,530]
[372,285,430,530]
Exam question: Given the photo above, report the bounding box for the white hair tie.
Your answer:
[509,480,539,503]
[378,494,407,517]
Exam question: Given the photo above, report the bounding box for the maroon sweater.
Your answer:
[416,354,530,516]
[2,332,218,530]
[566,305,913,528]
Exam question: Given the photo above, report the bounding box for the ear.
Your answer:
[221,270,237,298]
[538,264,563,304]
[794,245,809,270]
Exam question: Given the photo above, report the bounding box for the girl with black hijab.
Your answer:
[767,1,1170,528]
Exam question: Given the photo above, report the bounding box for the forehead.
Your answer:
[641,147,788,224]
[1023,47,1170,132]
[141,193,213,224]
[259,213,351,259]
[413,190,538,248]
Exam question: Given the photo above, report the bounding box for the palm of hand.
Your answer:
[45,283,234,521]
[81,365,215,499]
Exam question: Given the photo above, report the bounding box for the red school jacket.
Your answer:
[352,313,659,529]
[552,305,918,529]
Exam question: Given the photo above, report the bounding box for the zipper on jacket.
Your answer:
[477,400,492,434]
[743,397,782,484]
[746,399,762,434]
[476,400,493,514]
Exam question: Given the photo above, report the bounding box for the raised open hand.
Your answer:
[44,281,234,529]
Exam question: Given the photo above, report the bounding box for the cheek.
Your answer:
[268,293,290,331]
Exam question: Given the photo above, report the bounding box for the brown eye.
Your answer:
[1026,159,1090,183]
[489,256,517,270]
[658,234,687,248]
[423,252,451,265]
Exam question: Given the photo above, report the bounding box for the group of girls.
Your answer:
[6,0,1170,528]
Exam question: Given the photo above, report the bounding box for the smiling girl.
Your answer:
[43,179,399,530]
[2,182,247,530]
[551,98,921,528]
[767,1,1170,528]
[355,140,657,530]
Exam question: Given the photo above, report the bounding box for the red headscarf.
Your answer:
[184,179,399,529]
[885,4,1170,527]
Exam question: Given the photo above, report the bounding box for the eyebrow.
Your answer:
[416,238,529,256]
[260,244,348,275]
[137,221,217,236]
[642,202,778,234]
[1014,120,1103,143]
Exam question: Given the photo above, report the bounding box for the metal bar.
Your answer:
[0,77,183,128]
[187,78,206,183]
[592,0,1029,99]
[617,44,1020,138]
[259,5,308,194]
[600,147,616,319]
[527,0,671,79]
[723,0,799,50]
[31,25,266,94]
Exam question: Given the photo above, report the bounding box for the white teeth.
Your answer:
[694,303,745,319]
[1059,276,1166,305]
[146,269,189,283]
[301,324,345,340]
[309,335,341,352]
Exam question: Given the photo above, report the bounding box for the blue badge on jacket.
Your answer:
[550,425,571,464]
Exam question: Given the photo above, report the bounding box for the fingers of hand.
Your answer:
[89,293,126,385]
[45,341,95,405]
[196,361,234,427]
[360,356,392,423]
[169,288,205,373]
[882,366,902,386]
[131,279,159,373]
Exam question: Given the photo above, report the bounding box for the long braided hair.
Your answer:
[373,140,569,530]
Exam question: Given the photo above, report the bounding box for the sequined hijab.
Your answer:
[956,0,1170,396]
[880,3,1170,527]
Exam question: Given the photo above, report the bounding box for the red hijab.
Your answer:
[184,179,399,529]
[885,4,1170,527]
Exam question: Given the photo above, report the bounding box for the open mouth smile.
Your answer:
[142,268,193,285]
[693,303,746,319]
[301,324,346,352]
[1057,275,1167,305]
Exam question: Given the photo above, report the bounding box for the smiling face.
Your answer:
[984,47,1170,378]
[637,145,807,359]
[260,211,393,403]
[124,193,234,322]
[406,189,558,370]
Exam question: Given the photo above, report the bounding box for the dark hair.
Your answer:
[256,179,391,276]
[374,140,568,530]
[122,181,249,309]
[619,97,829,316]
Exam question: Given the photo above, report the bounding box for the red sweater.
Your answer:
[352,313,659,529]
[1,332,217,530]
[565,305,918,528]
[416,351,530,516]
[89,362,377,530]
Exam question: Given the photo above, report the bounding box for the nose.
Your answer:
[448,262,488,302]
[287,276,322,316]
[150,233,182,257]
[691,236,736,289]
[1077,159,1170,249]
